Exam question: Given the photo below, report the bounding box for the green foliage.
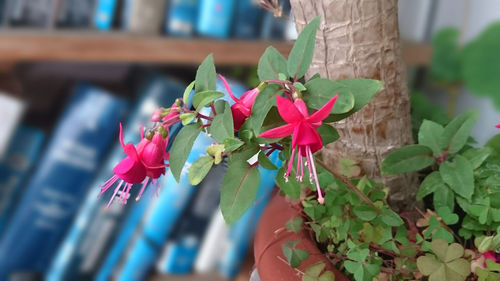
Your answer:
[192,90,225,111]
[302,262,335,281]
[287,16,320,80]
[209,100,233,143]
[258,46,288,81]
[170,123,201,182]
[410,91,450,141]
[431,28,462,82]
[281,240,310,268]
[286,217,303,234]
[439,110,477,154]
[188,156,213,185]
[381,144,435,174]
[304,78,355,114]
[182,81,195,104]
[317,124,339,146]
[257,151,278,170]
[416,239,470,281]
[195,54,216,93]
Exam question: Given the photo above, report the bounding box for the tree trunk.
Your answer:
[290,0,418,211]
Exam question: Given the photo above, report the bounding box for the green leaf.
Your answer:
[381,208,404,226]
[258,151,278,170]
[324,79,383,122]
[419,120,445,156]
[417,171,445,200]
[436,207,459,225]
[286,217,304,233]
[294,82,307,92]
[192,90,225,111]
[287,16,320,79]
[282,241,310,268]
[183,81,195,104]
[258,46,288,81]
[462,22,500,109]
[304,78,355,114]
[339,158,361,178]
[486,134,500,155]
[347,248,370,263]
[180,113,195,125]
[439,110,478,154]
[304,262,325,278]
[381,144,435,174]
[220,159,260,224]
[317,124,339,146]
[440,155,474,200]
[434,184,455,211]
[188,156,214,185]
[431,28,462,82]
[206,144,224,164]
[195,54,216,93]
[353,205,377,221]
[222,138,243,153]
[276,166,301,199]
[209,100,234,143]
[417,256,442,276]
[170,123,202,182]
[462,147,492,169]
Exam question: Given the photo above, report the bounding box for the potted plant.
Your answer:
[99,8,500,281]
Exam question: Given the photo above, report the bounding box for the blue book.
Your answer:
[0,83,128,280]
[165,0,198,37]
[57,0,96,28]
[115,78,246,281]
[218,152,280,279]
[46,75,185,281]
[157,160,228,275]
[94,0,118,30]
[0,126,44,237]
[233,0,263,39]
[196,0,236,39]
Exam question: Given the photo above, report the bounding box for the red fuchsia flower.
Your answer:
[218,74,260,130]
[259,94,338,204]
[99,124,170,207]
[496,124,500,129]
[162,104,181,129]
[483,251,500,263]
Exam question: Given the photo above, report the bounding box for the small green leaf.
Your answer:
[282,241,310,268]
[417,171,445,200]
[195,54,216,93]
[206,144,224,164]
[180,112,195,125]
[439,110,478,154]
[381,145,435,174]
[417,255,441,276]
[304,262,325,278]
[170,123,202,182]
[419,120,445,156]
[278,73,288,80]
[209,100,234,143]
[220,159,260,224]
[258,151,278,170]
[381,208,404,226]
[222,138,243,153]
[188,156,214,185]
[192,90,225,110]
[287,16,320,79]
[353,205,377,221]
[276,166,301,199]
[317,124,339,145]
[318,271,335,281]
[257,46,288,81]
[286,217,304,233]
[339,157,361,178]
[183,81,195,104]
[440,155,474,200]
[462,147,492,169]
[304,78,355,114]
[294,82,307,92]
[433,184,455,211]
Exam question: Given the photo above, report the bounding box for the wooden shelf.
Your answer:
[0,30,430,66]
[150,273,225,281]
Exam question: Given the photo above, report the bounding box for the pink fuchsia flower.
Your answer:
[483,251,500,263]
[100,124,169,207]
[496,124,500,129]
[218,74,260,130]
[151,108,163,122]
[162,104,181,128]
[259,95,338,204]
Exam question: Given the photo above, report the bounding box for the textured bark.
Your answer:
[290,0,418,211]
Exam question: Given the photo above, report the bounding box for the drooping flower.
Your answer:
[259,94,338,204]
[218,74,260,130]
[162,103,181,128]
[100,124,169,207]
[151,108,163,122]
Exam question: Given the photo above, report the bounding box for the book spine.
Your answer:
[57,0,95,28]
[196,0,236,39]
[217,152,281,279]
[7,0,61,28]
[233,0,263,39]
[94,0,117,30]
[0,93,25,159]
[165,0,198,37]
[0,83,128,280]
[46,76,185,281]
[156,161,228,274]
[128,0,166,34]
[193,208,228,273]
[0,126,45,237]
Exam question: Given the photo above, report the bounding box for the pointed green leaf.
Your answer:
[195,54,216,93]
[417,171,445,200]
[287,16,320,79]
[209,100,234,143]
[381,208,404,226]
[183,81,195,104]
[381,144,435,174]
[317,124,339,145]
[462,147,492,169]
[188,156,214,185]
[440,155,474,200]
[258,151,278,170]
[258,46,288,81]
[439,110,478,154]
[304,78,355,114]
[170,123,202,182]
[434,184,455,211]
[353,205,377,221]
[192,90,225,111]
[419,120,445,156]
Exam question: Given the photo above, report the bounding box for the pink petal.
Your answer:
[218,74,239,103]
[295,122,323,148]
[307,94,339,124]
[276,96,303,123]
[231,106,249,131]
[294,99,309,117]
[496,124,500,129]
[259,123,295,139]
[113,156,147,184]
[240,88,259,108]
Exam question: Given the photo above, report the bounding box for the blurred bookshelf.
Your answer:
[0,30,431,66]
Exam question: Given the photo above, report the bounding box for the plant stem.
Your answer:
[210,103,217,116]
[315,158,380,213]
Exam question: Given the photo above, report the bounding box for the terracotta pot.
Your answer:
[254,194,350,281]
